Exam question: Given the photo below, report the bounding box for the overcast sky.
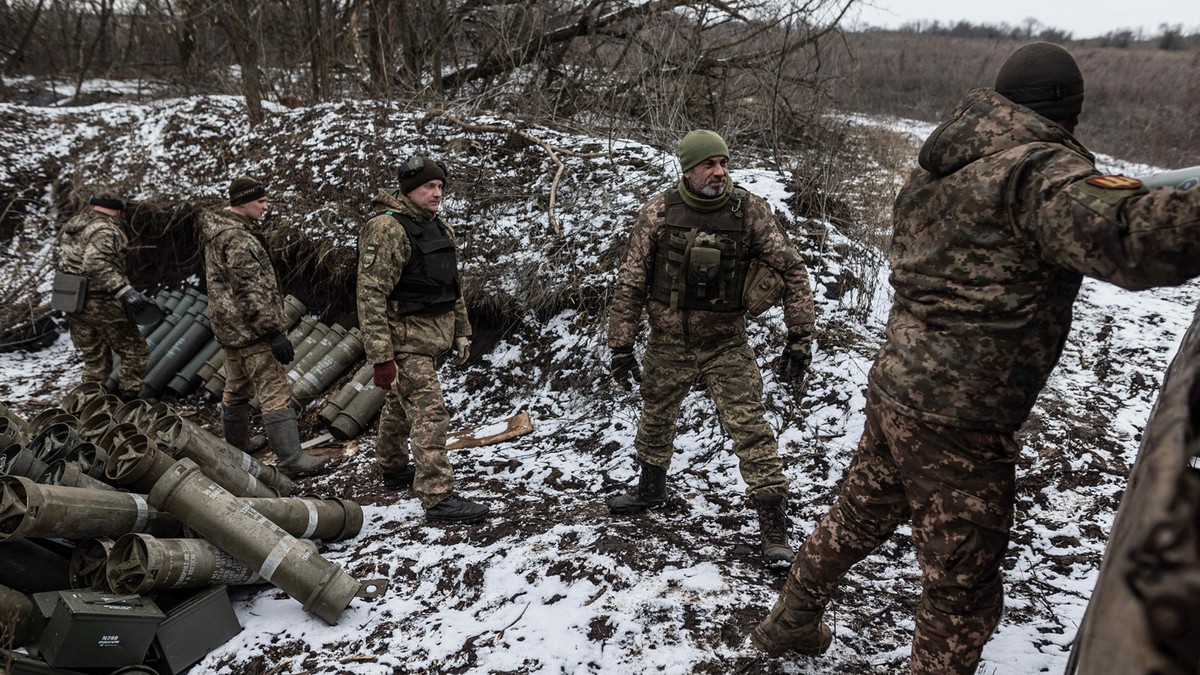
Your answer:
[846,0,1200,39]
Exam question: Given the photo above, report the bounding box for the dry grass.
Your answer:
[827,33,1200,169]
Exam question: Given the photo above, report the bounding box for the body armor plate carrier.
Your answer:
[648,188,751,312]
[381,211,461,316]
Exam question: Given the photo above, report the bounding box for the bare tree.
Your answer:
[216,0,265,124]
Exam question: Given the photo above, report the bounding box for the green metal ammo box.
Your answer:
[36,591,164,669]
[5,650,90,674]
[24,591,63,656]
[148,585,242,674]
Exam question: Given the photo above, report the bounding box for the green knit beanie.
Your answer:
[678,130,730,173]
[995,42,1084,121]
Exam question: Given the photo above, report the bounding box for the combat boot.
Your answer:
[381,465,416,490]
[753,493,795,566]
[425,495,490,523]
[751,597,832,658]
[608,461,668,515]
[262,408,330,478]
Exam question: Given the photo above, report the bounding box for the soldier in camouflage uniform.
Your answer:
[607,130,816,565]
[753,42,1200,673]
[356,156,488,523]
[56,191,155,400]
[201,177,329,478]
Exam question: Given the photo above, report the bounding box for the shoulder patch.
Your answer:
[1086,175,1143,190]
[362,242,378,268]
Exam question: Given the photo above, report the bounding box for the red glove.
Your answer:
[373,361,397,389]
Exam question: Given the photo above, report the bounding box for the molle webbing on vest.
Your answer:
[380,210,461,316]
[649,189,750,312]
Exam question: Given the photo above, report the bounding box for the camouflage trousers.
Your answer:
[223,343,292,413]
[634,331,787,497]
[779,388,1017,674]
[378,352,454,509]
[68,297,148,399]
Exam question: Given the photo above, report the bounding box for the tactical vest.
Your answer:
[380,211,461,316]
[648,188,750,312]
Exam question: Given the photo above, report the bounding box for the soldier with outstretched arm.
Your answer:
[752,42,1200,674]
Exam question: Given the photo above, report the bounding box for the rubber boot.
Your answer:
[753,493,795,566]
[608,461,668,515]
[221,402,251,451]
[751,596,832,658]
[262,408,330,478]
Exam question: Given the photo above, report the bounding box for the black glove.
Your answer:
[781,330,812,380]
[265,329,295,364]
[119,288,155,320]
[610,347,641,390]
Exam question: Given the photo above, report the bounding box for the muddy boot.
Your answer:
[425,495,490,523]
[608,461,668,515]
[381,465,416,490]
[753,493,795,566]
[751,597,832,657]
[221,402,252,451]
[263,408,330,478]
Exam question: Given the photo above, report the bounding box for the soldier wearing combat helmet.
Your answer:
[55,189,156,400]
[606,129,816,565]
[201,177,329,478]
[753,42,1200,673]
[356,156,488,524]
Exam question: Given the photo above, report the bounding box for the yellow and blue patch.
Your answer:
[362,242,379,268]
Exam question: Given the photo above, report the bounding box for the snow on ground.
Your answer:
[1,97,1195,674]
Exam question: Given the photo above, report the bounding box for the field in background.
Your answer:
[828,32,1200,169]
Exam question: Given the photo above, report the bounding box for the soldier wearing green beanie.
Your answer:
[607,129,816,567]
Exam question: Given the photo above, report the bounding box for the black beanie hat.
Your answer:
[229,176,267,206]
[995,42,1085,121]
[89,190,126,211]
[399,157,448,195]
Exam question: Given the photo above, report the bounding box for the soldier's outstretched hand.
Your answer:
[610,346,641,390]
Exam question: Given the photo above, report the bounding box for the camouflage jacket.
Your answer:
[608,187,815,348]
[57,210,131,296]
[871,88,1200,431]
[200,209,286,348]
[356,188,471,363]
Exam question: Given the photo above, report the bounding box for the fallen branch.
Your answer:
[420,109,607,236]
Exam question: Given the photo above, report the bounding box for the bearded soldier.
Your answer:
[55,190,155,400]
[607,130,816,565]
[201,177,329,478]
[357,156,489,524]
[752,43,1200,673]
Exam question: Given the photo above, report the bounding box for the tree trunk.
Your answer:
[73,0,114,99]
[222,0,264,125]
[4,0,47,75]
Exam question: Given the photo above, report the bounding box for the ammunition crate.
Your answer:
[149,585,242,674]
[37,591,164,669]
[24,591,62,656]
[5,650,90,674]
